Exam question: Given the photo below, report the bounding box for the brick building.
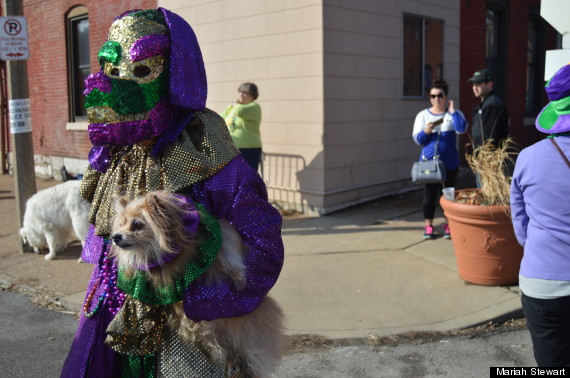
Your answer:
[459,0,559,155]
[1,0,561,214]
[12,0,156,178]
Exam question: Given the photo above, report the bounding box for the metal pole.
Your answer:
[0,60,6,173]
[4,0,35,252]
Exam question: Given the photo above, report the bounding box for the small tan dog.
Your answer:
[110,191,285,377]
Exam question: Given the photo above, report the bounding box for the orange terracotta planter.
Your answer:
[440,189,523,286]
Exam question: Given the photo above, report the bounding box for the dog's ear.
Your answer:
[112,195,129,211]
[145,193,165,217]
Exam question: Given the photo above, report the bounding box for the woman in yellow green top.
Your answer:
[221,82,262,170]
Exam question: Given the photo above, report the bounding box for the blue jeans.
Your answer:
[522,292,570,367]
[239,148,262,171]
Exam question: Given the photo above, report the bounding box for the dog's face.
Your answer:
[111,196,154,249]
[110,192,196,273]
[110,195,164,271]
[19,227,46,251]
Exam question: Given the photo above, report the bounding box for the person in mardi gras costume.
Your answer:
[61,8,283,377]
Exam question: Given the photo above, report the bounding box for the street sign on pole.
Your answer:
[2,0,35,254]
[0,16,28,60]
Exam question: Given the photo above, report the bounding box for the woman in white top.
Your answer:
[412,79,468,239]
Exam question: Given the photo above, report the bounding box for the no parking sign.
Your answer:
[9,98,31,134]
[0,17,29,60]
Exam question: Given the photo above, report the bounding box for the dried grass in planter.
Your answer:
[464,138,517,207]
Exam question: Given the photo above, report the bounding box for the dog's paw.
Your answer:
[44,253,56,261]
[33,247,41,254]
[77,257,84,263]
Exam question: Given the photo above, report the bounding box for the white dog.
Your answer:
[19,180,91,260]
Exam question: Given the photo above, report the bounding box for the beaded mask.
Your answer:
[83,8,207,150]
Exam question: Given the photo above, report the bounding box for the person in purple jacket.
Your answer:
[511,63,570,367]
[61,8,283,377]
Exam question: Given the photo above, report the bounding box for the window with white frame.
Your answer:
[403,14,444,97]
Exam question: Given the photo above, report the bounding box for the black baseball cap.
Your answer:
[467,69,493,83]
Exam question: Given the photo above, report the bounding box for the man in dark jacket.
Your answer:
[468,69,509,149]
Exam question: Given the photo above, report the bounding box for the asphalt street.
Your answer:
[274,329,535,377]
[1,290,536,378]
[0,291,77,378]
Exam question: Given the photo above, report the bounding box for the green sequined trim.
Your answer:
[122,355,157,378]
[117,203,221,305]
[85,71,168,115]
[130,9,165,24]
[98,41,122,66]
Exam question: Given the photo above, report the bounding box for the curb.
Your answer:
[58,292,85,314]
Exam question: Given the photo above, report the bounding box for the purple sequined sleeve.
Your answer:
[183,156,284,321]
[82,225,104,263]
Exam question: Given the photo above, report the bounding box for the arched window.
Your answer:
[66,6,90,121]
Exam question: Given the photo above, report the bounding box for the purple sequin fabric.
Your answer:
[83,71,112,96]
[87,146,111,173]
[159,7,207,110]
[131,34,170,62]
[173,193,201,238]
[184,157,284,321]
[86,111,193,172]
[87,99,177,147]
[82,225,104,263]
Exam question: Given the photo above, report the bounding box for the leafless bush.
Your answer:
[465,138,517,206]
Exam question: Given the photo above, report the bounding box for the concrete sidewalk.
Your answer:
[0,173,523,341]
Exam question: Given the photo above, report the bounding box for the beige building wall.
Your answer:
[320,0,461,212]
[158,0,461,214]
[158,0,325,213]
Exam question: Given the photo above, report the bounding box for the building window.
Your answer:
[485,7,505,97]
[486,9,500,60]
[66,6,90,121]
[526,8,548,116]
[526,19,538,114]
[403,14,444,97]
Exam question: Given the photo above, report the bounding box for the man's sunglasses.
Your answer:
[430,93,444,99]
